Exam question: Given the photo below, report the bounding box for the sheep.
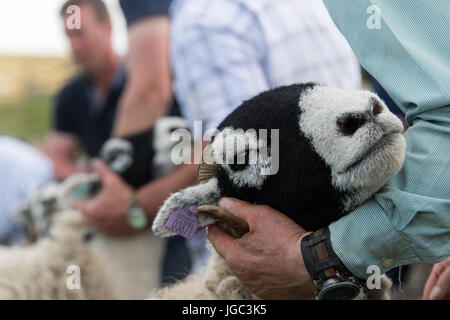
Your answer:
[0,174,164,300]
[150,250,392,300]
[150,84,405,300]
[0,211,113,299]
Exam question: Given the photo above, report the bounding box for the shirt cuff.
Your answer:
[120,0,171,26]
[329,198,419,279]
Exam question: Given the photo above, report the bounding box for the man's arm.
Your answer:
[77,135,206,237]
[322,0,450,279]
[76,160,197,236]
[45,132,83,181]
[137,164,198,221]
[113,8,172,136]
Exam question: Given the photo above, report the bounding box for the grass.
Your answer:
[0,55,75,144]
[0,95,53,143]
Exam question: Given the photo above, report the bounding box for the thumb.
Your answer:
[207,224,235,261]
[218,197,255,222]
[429,266,450,300]
[91,159,112,180]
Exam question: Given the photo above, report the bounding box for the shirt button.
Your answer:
[382,258,394,268]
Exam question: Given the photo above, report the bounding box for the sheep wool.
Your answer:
[0,212,113,299]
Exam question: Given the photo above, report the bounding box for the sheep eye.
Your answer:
[229,151,249,171]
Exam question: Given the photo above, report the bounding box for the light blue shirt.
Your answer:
[0,136,53,244]
[323,0,450,279]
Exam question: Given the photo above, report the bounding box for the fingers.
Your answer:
[429,266,450,300]
[207,224,235,261]
[423,264,439,299]
[91,159,112,181]
[75,200,101,226]
[424,261,450,300]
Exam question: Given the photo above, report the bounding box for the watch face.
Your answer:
[317,281,361,300]
[128,208,148,230]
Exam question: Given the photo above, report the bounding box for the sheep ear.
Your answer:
[152,178,221,238]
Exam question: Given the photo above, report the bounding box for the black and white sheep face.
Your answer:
[298,86,405,210]
[153,83,406,237]
[15,174,99,240]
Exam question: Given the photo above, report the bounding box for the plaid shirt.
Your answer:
[171,0,361,134]
[0,137,53,244]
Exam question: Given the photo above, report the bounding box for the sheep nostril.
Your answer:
[337,114,367,136]
[373,100,383,116]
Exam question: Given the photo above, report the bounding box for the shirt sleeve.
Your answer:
[323,0,450,279]
[0,137,53,245]
[120,0,172,26]
[170,1,269,136]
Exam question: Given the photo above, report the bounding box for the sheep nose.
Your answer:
[337,113,368,136]
[372,100,384,116]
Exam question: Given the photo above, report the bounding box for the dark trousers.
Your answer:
[161,235,192,285]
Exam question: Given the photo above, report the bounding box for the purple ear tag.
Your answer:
[165,205,203,240]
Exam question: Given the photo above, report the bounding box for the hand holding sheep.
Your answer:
[423,257,450,300]
[207,197,316,300]
[75,159,136,237]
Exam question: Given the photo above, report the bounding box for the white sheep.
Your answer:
[150,249,392,300]
[0,174,164,300]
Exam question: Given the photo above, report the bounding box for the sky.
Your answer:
[0,0,128,57]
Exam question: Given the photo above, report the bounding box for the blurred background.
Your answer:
[0,0,126,145]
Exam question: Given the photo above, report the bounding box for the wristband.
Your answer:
[127,192,148,230]
[301,227,362,299]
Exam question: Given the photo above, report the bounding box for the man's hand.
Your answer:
[423,257,450,300]
[207,197,316,300]
[75,159,135,237]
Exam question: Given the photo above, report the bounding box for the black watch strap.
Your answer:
[301,227,355,283]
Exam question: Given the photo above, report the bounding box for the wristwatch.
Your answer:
[301,228,362,300]
[127,192,148,230]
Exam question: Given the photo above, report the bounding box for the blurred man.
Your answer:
[75,0,194,284]
[46,0,124,181]
[0,136,53,245]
